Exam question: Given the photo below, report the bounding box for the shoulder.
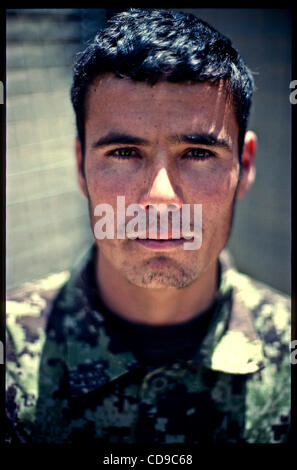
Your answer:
[6,271,69,443]
[228,267,290,345]
[227,267,291,443]
[6,271,70,357]
[220,251,290,358]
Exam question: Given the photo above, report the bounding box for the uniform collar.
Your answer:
[195,250,265,375]
[60,246,265,397]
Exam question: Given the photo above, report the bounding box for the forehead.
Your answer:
[85,73,238,141]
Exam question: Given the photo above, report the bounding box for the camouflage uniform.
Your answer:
[6,246,291,444]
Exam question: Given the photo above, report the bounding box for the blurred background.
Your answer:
[6,8,292,294]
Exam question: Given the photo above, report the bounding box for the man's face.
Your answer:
[78,74,243,289]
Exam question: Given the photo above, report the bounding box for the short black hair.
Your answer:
[71,8,254,161]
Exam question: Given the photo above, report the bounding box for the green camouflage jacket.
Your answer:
[5,247,291,444]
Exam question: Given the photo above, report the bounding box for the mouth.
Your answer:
[133,236,193,251]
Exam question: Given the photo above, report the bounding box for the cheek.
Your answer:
[86,161,138,204]
[185,166,239,206]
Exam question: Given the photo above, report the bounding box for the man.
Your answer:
[6,8,290,444]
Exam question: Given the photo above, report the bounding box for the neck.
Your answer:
[95,251,219,326]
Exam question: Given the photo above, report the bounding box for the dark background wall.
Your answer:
[6,8,291,294]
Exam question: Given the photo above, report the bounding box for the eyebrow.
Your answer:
[92,131,150,148]
[170,133,232,152]
[91,131,232,152]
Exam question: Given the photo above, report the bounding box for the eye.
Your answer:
[106,147,139,160]
[182,148,215,161]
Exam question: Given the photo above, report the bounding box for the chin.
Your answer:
[125,265,198,289]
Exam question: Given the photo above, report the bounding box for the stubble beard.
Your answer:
[86,175,239,290]
[121,190,238,289]
[121,255,200,289]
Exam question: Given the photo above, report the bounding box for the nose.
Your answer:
[141,167,182,209]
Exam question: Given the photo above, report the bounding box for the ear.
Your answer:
[236,130,257,199]
[75,137,88,198]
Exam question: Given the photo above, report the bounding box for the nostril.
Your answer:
[168,203,180,211]
[146,203,180,210]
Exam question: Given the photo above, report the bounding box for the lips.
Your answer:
[133,236,193,251]
[128,229,189,240]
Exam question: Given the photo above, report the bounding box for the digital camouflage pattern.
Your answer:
[6,247,291,444]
